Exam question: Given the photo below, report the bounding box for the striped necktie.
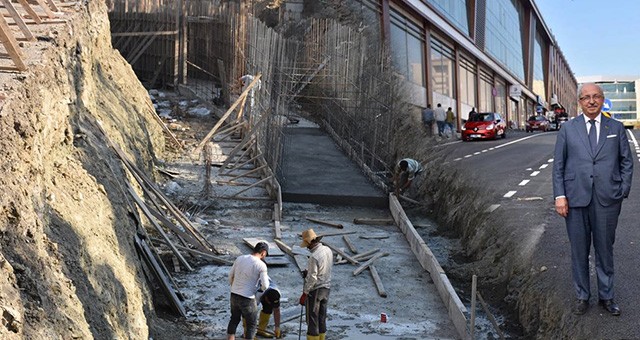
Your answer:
[588,119,597,154]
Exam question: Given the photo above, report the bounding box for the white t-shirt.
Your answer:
[229,254,268,298]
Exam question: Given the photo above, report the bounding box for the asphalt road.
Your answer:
[440,129,640,338]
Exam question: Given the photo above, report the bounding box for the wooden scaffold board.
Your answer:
[0,12,26,71]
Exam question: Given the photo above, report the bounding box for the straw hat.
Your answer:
[301,228,322,247]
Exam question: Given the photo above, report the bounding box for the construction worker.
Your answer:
[227,242,269,340]
[256,277,281,338]
[299,229,333,340]
[393,158,424,196]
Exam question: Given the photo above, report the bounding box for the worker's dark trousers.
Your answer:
[306,288,330,336]
[227,293,258,338]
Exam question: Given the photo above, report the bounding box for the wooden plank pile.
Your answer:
[0,0,66,71]
[91,119,236,317]
[273,224,390,298]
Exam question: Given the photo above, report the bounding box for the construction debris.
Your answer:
[352,218,394,225]
[305,217,344,229]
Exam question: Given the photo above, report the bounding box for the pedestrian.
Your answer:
[227,242,269,340]
[468,107,477,120]
[299,229,333,340]
[434,103,446,136]
[422,104,435,134]
[552,83,633,316]
[256,276,282,338]
[393,158,424,196]
[445,107,456,138]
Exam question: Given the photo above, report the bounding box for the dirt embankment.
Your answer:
[0,1,168,338]
[389,112,554,337]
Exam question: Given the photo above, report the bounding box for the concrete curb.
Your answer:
[389,194,470,340]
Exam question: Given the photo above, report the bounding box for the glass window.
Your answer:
[484,0,525,80]
[424,0,470,35]
[390,9,425,86]
[478,69,494,112]
[495,80,506,116]
[532,32,546,100]
[431,36,455,98]
[458,56,476,109]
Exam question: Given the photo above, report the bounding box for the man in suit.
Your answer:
[552,83,633,316]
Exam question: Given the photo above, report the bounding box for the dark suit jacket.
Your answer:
[552,114,633,207]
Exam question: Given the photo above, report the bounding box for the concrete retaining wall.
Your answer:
[389,194,470,340]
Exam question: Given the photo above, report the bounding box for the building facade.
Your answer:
[577,76,639,128]
[355,0,577,129]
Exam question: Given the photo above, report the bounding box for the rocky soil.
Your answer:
[0,1,181,338]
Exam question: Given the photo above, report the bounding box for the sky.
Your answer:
[535,0,640,78]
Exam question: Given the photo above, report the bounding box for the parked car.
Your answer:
[526,115,550,132]
[461,112,507,141]
[556,116,569,129]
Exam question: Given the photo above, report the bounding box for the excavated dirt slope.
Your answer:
[0,1,174,338]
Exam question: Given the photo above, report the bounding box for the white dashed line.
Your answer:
[464,154,472,158]
[504,191,517,198]
[474,152,481,155]
[454,158,462,161]
[519,180,530,186]
[530,171,540,177]
[548,159,554,163]
[539,164,548,169]
[485,204,500,213]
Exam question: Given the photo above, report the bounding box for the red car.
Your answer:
[526,115,550,132]
[461,112,507,141]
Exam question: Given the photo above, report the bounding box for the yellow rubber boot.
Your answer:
[256,311,273,338]
[306,335,320,340]
[319,333,325,340]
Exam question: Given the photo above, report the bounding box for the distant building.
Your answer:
[327,0,578,129]
[577,76,639,128]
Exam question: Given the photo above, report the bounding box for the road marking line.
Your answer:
[474,152,481,155]
[453,134,548,162]
[548,159,554,162]
[485,204,500,213]
[519,180,530,186]
[504,191,517,198]
[530,171,540,176]
[454,157,462,161]
[539,164,548,169]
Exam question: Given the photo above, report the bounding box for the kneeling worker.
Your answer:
[256,277,281,338]
[393,158,423,196]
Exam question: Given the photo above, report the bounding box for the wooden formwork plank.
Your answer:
[342,235,358,254]
[0,14,26,71]
[43,0,59,12]
[352,252,388,276]
[33,0,56,18]
[1,0,35,41]
[134,235,186,317]
[273,203,282,240]
[192,73,262,154]
[16,0,41,24]
[128,185,194,271]
[369,265,387,298]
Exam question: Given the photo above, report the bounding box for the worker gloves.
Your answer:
[299,292,307,305]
